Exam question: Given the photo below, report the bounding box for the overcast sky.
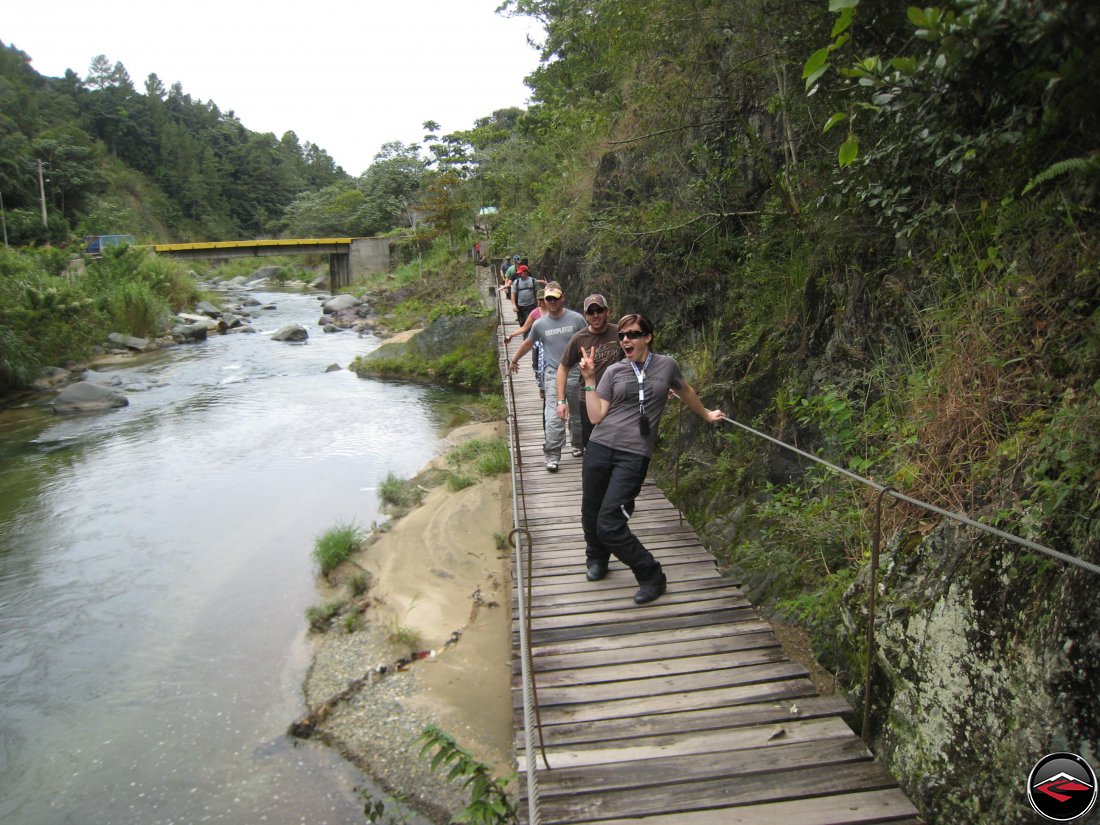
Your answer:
[4,0,544,176]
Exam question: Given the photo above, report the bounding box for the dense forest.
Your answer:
[472,1,1098,823]
[2,2,1099,821]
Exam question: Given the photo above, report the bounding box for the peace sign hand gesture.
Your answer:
[579,346,597,384]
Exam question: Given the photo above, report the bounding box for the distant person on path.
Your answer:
[510,264,542,327]
[507,282,585,472]
[505,289,548,394]
[497,256,517,295]
[578,312,724,603]
[556,293,618,456]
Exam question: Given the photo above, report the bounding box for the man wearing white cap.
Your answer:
[507,281,585,472]
[556,294,619,454]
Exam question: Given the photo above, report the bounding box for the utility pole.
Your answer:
[0,190,8,248]
[37,160,48,228]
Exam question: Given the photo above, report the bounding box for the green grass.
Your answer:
[312,519,363,575]
[447,472,476,491]
[379,472,425,510]
[387,618,421,648]
[305,599,345,633]
[446,437,511,477]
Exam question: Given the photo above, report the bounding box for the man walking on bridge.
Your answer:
[508,282,585,472]
[556,294,618,454]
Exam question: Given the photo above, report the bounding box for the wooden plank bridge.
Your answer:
[499,307,921,824]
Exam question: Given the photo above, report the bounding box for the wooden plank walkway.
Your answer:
[498,307,921,825]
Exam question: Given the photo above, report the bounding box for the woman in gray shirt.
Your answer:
[578,313,724,604]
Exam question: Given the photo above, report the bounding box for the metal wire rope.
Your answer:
[492,275,549,825]
[716,414,1100,577]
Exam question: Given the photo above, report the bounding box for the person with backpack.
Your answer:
[507,282,585,472]
[510,264,541,326]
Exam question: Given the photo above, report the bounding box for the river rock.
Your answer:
[176,313,219,329]
[272,324,308,342]
[323,325,341,333]
[52,381,128,414]
[172,322,209,343]
[107,332,155,352]
[325,364,342,373]
[33,366,73,390]
[246,266,282,284]
[194,300,221,318]
[323,294,362,313]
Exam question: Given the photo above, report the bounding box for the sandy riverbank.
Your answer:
[302,420,516,823]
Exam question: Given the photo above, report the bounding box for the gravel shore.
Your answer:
[301,422,515,824]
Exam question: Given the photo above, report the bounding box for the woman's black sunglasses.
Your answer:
[617,330,646,340]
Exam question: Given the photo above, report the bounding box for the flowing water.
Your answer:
[0,287,455,824]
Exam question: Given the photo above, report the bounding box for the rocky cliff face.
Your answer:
[842,523,1099,823]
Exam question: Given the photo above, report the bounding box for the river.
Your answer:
[0,286,452,825]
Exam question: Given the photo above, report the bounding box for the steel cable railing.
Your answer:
[704,411,1100,742]
[491,276,549,825]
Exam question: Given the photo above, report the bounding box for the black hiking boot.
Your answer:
[633,573,667,605]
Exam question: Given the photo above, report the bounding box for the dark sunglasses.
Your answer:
[617,330,646,340]
[585,306,607,316]
[544,295,562,302]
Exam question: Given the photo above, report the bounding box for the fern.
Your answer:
[1022,154,1100,195]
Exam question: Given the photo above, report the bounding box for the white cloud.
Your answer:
[4,0,543,175]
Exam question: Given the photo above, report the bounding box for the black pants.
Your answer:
[581,441,662,584]
[579,398,595,447]
[517,303,536,327]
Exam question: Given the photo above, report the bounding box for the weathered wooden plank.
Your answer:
[524,646,790,689]
[521,735,873,797]
[517,629,780,673]
[520,660,810,709]
[522,619,776,660]
[523,695,856,747]
[521,606,762,645]
[533,761,901,822]
[522,590,749,624]
[526,789,921,825]
[517,716,854,771]
[525,678,821,727]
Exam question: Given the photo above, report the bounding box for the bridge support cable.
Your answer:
[715,414,1100,578]
[493,283,548,825]
[707,412,1100,742]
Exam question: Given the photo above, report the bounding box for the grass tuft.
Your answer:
[313,519,363,576]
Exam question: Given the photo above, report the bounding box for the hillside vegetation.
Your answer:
[470,1,1096,822]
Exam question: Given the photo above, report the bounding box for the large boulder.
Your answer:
[106,332,155,352]
[194,300,221,318]
[52,381,128,414]
[172,322,209,343]
[271,324,308,342]
[323,294,362,313]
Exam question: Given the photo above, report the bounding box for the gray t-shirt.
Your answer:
[511,275,538,307]
[590,353,685,457]
[528,309,586,377]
